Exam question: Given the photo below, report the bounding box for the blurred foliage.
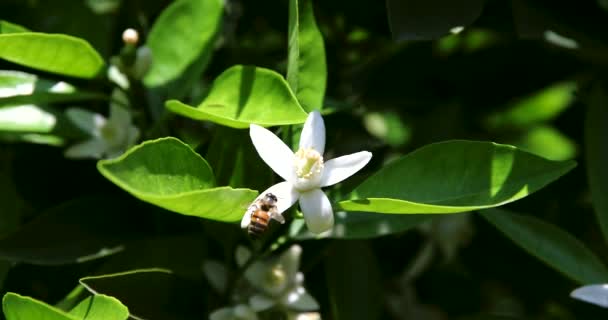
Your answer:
[0,0,608,319]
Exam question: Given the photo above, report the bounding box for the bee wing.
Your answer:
[241,204,257,229]
[269,206,285,224]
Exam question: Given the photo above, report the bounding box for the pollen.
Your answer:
[294,147,324,179]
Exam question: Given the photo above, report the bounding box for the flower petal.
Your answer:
[249,294,276,311]
[299,189,334,234]
[279,245,302,281]
[65,108,106,137]
[250,124,296,182]
[299,111,325,154]
[64,138,106,159]
[241,182,300,228]
[570,284,608,308]
[283,287,320,311]
[108,102,132,130]
[320,151,372,187]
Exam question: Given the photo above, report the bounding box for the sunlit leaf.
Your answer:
[166,65,308,128]
[144,0,223,87]
[3,293,78,320]
[68,295,129,320]
[339,140,576,214]
[482,209,608,284]
[514,125,577,161]
[287,0,327,111]
[386,0,485,41]
[97,137,257,222]
[585,84,608,244]
[0,33,104,78]
[80,269,204,320]
[0,21,29,34]
[486,82,576,130]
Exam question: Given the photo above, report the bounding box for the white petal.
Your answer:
[209,308,233,320]
[299,111,325,154]
[299,189,334,234]
[108,102,131,130]
[65,108,106,136]
[243,182,300,228]
[250,124,296,182]
[283,287,320,311]
[64,139,106,159]
[279,245,302,281]
[320,151,372,187]
[249,294,276,311]
[571,284,608,308]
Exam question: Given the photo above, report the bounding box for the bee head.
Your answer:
[265,193,278,203]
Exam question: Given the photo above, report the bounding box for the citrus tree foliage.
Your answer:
[0,0,607,319]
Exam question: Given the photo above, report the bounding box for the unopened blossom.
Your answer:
[64,91,139,159]
[241,111,372,234]
[239,245,319,313]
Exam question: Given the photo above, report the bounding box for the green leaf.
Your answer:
[386,0,484,41]
[290,212,434,239]
[339,140,576,214]
[0,21,29,34]
[0,33,104,78]
[0,196,139,265]
[481,209,608,284]
[585,84,608,243]
[287,0,327,111]
[0,105,58,133]
[144,0,223,87]
[68,295,128,320]
[97,137,257,222]
[486,82,576,130]
[3,293,78,320]
[80,269,204,320]
[166,65,308,128]
[512,125,577,161]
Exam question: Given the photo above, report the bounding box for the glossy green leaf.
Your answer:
[482,209,608,284]
[0,33,104,78]
[68,295,129,320]
[3,293,78,320]
[386,0,484,41]
[513,125,577,161]
[0,21,28,34]
[144,0,223,87]
[166,65,308,128]
[287,0,327,111]
[97,137,257,222]
[0,196,142,265]
[585,84,608,243]
[0,132,65,146]
[0,70,104,107]
[80,269,204,320]
[339,140,576,214]
[486,82,576,130]
[290,212,434,239]
[0,105,58,132]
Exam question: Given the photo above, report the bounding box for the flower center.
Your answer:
[294,147,324,179]
[100,122,126,148]
[293,147,324,191]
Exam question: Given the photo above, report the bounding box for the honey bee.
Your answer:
[245,193,279,238]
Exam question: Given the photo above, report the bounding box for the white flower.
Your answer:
[242,245,319,312]
[209,304,258,320]
[64,91,139,159]
[241,111,372,234]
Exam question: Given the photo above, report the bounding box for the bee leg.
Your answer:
[269,207,285,224]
